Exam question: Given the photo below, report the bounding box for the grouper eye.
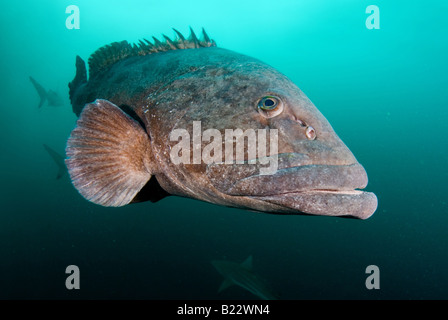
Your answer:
[257,96,283,118]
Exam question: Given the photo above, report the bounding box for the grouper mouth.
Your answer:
[206,154,378,219]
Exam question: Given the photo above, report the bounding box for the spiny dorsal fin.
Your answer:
[88,28,216,79]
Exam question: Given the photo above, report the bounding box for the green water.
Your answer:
[0,0,447,299]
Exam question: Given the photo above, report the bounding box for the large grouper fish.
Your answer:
[66,28,378,219]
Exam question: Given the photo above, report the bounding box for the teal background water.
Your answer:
[0,0,447,299]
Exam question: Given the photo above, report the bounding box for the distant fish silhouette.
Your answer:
[212,255,279,300]
[29,76,64,108]
[43,144,66,179]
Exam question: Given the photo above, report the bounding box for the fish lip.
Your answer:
[251,189,378,219]
[234,163,377,219]
[224,162,369,197]
[272,188,365,196]
[206,158,378,218]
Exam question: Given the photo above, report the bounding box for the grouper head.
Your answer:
[65,29,377,219]
[149,48,378,219]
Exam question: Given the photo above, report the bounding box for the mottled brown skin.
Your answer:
[68,46,377,219]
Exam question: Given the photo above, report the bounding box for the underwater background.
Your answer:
[0,0,447,299]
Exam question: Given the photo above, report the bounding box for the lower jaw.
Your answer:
[252,190,378,219]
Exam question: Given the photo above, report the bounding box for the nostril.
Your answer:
[291,115,316,140]
[293,115,306,127]
[305,126,316,140]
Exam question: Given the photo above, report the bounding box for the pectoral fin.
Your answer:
[65,99,153,207]
[218,278,235,293]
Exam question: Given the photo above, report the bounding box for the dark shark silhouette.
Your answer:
[30,76,64,108]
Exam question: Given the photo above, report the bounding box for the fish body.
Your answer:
[66,28,377,219]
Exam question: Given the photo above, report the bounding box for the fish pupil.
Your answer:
[264,99,275,107]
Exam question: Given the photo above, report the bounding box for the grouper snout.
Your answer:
[206,152,377,219]
[245,162,377,220]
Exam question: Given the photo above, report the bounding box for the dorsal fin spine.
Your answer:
[163,34,178,50]
[173,28,186,41]
[189,27,200,49]
[202,28,211,43]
